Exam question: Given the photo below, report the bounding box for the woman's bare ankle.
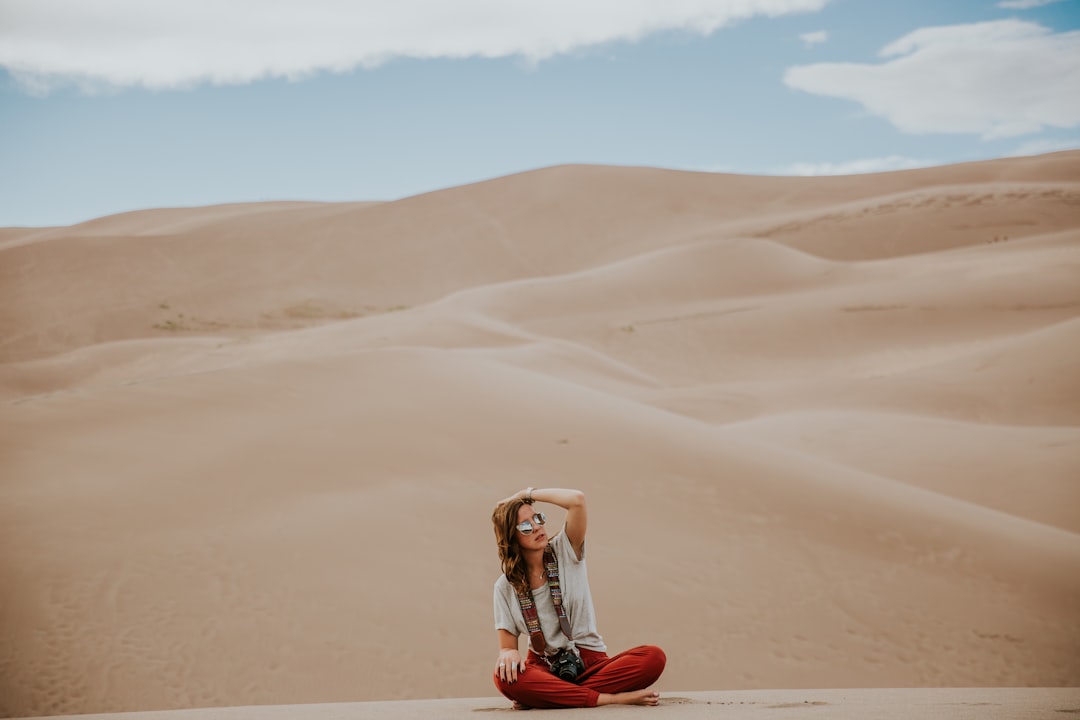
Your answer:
[596,690,660,706]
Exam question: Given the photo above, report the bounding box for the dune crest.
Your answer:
[2,153,1079,716]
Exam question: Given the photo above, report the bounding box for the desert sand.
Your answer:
[1,152,1078,717]
[17,688,1080,720]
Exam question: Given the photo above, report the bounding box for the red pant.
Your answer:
[494,645,666,709]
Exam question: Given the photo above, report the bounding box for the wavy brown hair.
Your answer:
[493,498,532,596]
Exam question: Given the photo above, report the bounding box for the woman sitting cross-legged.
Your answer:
[491,487,666,709]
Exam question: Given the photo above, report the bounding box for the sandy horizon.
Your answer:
[1,152,1078,717]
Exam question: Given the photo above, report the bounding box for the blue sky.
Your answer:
[1,0,1078,227]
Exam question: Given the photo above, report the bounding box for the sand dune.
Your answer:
[1,152,1078,717]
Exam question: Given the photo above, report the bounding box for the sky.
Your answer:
[1,0,1079,227]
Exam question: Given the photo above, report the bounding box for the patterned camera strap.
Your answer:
[516,545,574,655]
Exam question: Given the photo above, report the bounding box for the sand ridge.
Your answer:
[1,152,1078,716]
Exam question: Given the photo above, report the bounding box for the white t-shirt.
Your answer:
[493,528,606,654]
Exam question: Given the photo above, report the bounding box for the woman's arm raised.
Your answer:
[507,487,587,559]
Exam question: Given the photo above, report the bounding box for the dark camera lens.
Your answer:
[551,650,584,681]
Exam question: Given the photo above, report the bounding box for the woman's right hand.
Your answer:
[496,648,526,684]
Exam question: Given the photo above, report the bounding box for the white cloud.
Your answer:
[783,20,1080,139]
[1008,137,1080,156]
[997,0,1065,9]
[800,30,828,48]
[774,155,935,176]
[0,0,828,93]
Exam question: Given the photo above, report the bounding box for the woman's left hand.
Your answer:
[495,489,528,509]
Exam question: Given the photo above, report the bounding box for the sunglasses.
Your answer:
[516,512,547,535]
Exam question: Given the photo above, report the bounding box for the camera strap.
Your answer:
[516,544,574,656]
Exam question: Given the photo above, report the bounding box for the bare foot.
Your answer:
[511,700,531,710]
[597,690,661,706]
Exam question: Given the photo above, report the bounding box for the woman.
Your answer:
[491,487,666,709]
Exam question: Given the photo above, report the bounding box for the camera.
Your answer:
[548,647,585,682]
